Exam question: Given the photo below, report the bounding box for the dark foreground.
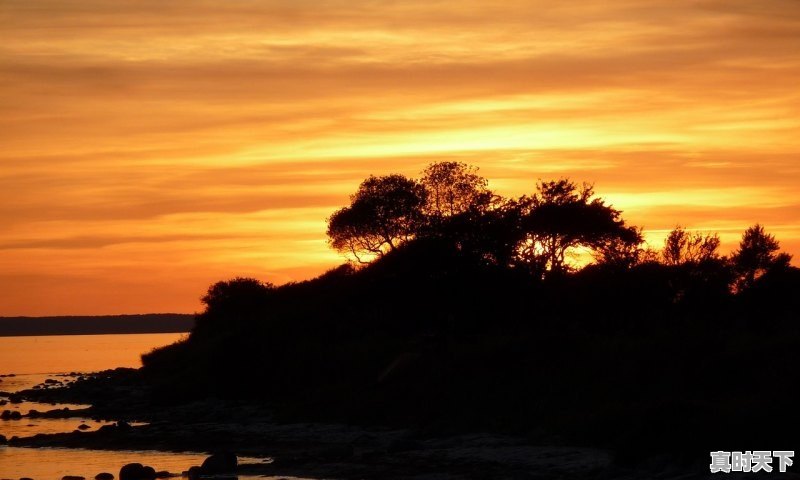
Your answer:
[5,370,795,480]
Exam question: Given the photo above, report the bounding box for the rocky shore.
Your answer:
[0,370,740,480]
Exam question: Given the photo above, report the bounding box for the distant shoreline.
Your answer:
[0,314,194,337]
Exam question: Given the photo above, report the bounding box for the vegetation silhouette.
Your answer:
[141,161,799,471]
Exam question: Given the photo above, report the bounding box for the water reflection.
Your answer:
[0,447,281,479]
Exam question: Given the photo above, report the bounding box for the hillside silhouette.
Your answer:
[139,162,800,467]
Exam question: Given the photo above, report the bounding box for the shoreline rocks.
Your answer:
[119,463,156,480]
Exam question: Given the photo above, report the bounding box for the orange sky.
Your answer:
[1,1,799,315]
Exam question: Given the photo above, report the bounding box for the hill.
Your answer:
[0,314,194,337]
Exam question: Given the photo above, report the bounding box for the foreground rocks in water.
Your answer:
[95,473,114,480]
[184,466,202,480]
[119,463,156,480]
[0,433,7,444]
[62,476,86,480]
[184,453,238,479]
[1,409,22,420]
[200,452,237,473]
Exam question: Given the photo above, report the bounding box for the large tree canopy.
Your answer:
[327,174,427,262]
[515,179,641,275]
[420,161,494,217]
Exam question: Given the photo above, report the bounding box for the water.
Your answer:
[0,447,259,478]
[0,333,291,479]
[0,332,186,376]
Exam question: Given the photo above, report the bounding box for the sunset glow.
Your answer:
[2,1,799,315]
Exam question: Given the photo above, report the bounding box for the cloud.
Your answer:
[0,0,798,314]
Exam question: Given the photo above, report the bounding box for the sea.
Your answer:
[0,333,286,479]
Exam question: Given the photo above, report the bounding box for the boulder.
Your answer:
[0,433,7,444]
[78,423,91,430]
[62,476,86,480]
[200,452,237,473]
[1,409,22,420]
[95,473,114,480]
[185,466,202,480]
[119,463,156,480]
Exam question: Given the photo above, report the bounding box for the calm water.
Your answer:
[0,333,293,479]
[0,332,186,376]
[0,447,283,479]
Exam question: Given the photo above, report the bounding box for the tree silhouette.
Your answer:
[194,277,274,336]
[661,226,721,266]
[515,179,640,276]
[420,161,494,217]
[593,227,652,269]
[327,174,427,262]
[730,224,792,291]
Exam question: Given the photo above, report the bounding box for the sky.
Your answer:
[1,0,799,315]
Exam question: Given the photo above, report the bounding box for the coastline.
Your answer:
[3,371,705,480]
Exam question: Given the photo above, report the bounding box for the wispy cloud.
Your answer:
[1,0,798,314]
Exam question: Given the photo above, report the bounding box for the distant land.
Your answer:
[0,314,194,337]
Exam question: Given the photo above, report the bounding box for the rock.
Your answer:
[119,463,156,480]
[0,399,6,406]
[1,410,22,420]
[95,473,114,480]
[153,472,173,478]
[62,476,86,480]
[97,424,117,433]
[185,466,202,480]
[0,433,6,444]
[200,452,237,473]
[78,423,91,430]
[116,420,132,430]
[45,378,59,384]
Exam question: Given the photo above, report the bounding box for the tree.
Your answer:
[730,224,792,291]
[420,196,523,267]
[661,226,721,266]
[193,277,274,336]
[515,179,641,276]
[327,174,427,263]
[420,161,494,217]
[593,227,653,269]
